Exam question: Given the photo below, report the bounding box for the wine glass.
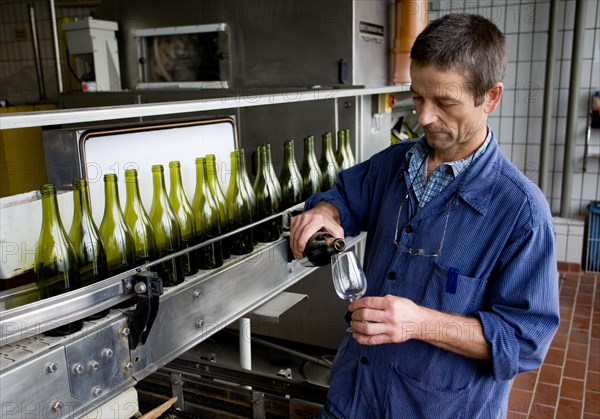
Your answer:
[331,250,367,332]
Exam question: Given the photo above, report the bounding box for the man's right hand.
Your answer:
[289,201,344,259]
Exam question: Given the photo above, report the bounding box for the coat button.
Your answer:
[387,272,397,280]
[404,225,413,233]
[360,357,369,365]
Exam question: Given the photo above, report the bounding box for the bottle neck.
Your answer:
[169,164,184,195]
[152,168,169,205]
[125,176,143,204]
[238,149,251,183]
[195,159,206,196]
[103,177,122,219]
[322,134,335,157]
[304,138,316,163]
[41,186,62,229]
[257,146,267,178]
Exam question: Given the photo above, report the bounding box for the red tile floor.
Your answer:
[508,268,599,418]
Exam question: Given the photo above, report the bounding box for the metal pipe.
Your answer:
[247,334,332,369]
[27,4,46,101]
[49,0,64,94]
[239,318,252,370]
[560,0,587,217]
[539,0,560,195]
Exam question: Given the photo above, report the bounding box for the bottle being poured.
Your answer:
[297,228,346,267]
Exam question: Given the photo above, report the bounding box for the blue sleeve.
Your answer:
[475,220,560,381]
[304,158,378,237]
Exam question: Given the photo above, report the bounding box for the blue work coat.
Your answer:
[305,133,560,419]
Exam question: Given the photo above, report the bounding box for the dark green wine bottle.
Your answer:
[70,178,109,320]
[192,157,224,269]
[169,161,199,276]
[124,168,157,266]
[226,151,254,255]
[344,128,356,167]
[237,148,256,221]
[99,174,136,276]
[237,148,258,245]
[35,184,83,336]
[149,165,185,286]
[300,135,323,200]
[253,145,281,242]
[319,132,340,191]
[279,139,303,209]
[336,130,352,170]
[302,230,346,267]
[206,154,231,259]
[265,143,282,204]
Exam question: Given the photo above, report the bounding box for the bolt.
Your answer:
[344,101,352,109]
[133,282,148,294]
[101,348,114,358]
[89,360,100,371]
[134,282,147,294]
[124,282,133,292]
[50,401,63,412]
[91,386,103,397]
[195,319,204,329]
[124,362,134,371]
[46,362,58,374]
[72,363,84,375]
[193,289,202,298]
[121,328,130,337]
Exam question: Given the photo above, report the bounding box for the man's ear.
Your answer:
[484,82,504,114]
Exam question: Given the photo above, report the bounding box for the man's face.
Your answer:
[409,63,498,160]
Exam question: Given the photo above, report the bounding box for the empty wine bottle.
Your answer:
[300,230,346,267]
[100,174,136,276]
[35,184,83,336]
[344,128,356,167]
[206,154,231,259]
[300,135,323,200]
[169,161,199,276]
[69,178,109,320]
[237,148,256,221]
[253,145,281,242]
[237,148,257,245]
[336,130,352,170]
[69,178,108,286]
[192,157,224,269]
[149,165,185,286]
[265,143,282,204]
[226,151,254,255]
[319,131,340,191]
[124,168,157,266]
[279,139,303,209]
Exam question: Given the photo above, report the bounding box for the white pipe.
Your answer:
[48,0,64,94]
[239,317,252,370]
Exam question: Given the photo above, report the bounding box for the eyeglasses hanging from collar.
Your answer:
[393,189,456,257]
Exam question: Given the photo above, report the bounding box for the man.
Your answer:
[290,13,560,419]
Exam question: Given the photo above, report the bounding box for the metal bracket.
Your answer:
[124,271,163,349]
[170,372,185,410]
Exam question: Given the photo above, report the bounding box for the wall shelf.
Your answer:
[0,85,410,130]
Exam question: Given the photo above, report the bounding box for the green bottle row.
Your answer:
[32,129,355,335]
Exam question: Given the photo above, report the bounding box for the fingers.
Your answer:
[289,204,344,259]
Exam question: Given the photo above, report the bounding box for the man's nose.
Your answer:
[417,101,438,126]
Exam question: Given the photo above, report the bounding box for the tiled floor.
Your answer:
[508,269,599,418]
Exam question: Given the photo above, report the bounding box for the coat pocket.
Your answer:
[385,367,468,419]
[421,261,487,315]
